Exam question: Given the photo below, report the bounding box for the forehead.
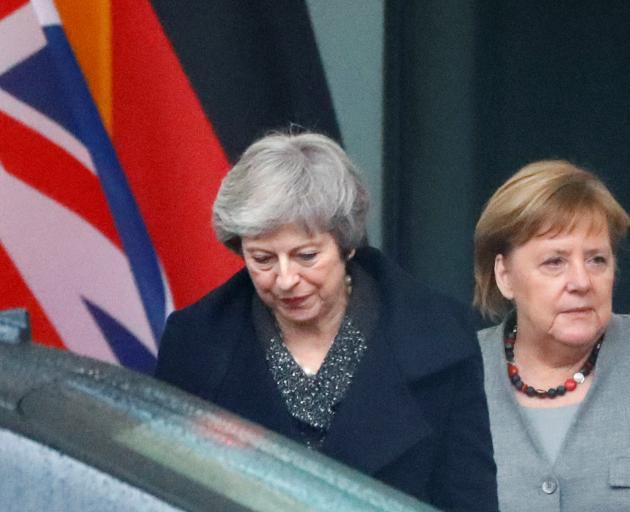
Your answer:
[242,225,334,250]
[525,218,611,250]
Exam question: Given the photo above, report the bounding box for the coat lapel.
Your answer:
[214,323,299,442]
[321,328,432,475]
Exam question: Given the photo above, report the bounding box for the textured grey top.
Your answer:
[521,404,579,463]
[253,264,379,449]
[266,314,367,442]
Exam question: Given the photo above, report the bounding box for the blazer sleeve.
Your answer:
[430,347,499,512]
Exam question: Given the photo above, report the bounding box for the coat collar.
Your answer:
[353,247,478,381]
[321,317,431,473]
[321,247,477,473]
[215,319,300,442]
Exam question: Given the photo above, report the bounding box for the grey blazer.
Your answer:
[478,314,630,512]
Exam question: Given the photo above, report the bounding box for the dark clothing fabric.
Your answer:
[252,263,377,449]
[155,247,498,511]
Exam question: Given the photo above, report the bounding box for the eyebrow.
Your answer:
[584,247,612,256]
[243,242,320,253]
[543,247,611,257]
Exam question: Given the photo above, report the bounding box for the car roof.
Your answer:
[0,328,435,511]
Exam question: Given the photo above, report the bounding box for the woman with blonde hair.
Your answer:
[475,160,630,511]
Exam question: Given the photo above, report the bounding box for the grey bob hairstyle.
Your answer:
[213,131,370,255]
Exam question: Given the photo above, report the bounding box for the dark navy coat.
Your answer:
[155,247,498,511]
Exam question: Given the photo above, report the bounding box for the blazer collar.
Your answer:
[321,321,431,474]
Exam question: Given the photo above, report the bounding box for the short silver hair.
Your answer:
[213,131,370,255]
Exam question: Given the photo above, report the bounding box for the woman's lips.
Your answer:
[280,295,309,308]
[562,307,593,315]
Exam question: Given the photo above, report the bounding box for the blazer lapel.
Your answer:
[322,331,432,475]
[214,324,299,442]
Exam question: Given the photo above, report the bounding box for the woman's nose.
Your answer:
[276,258,299,290]
[566,262,591,293]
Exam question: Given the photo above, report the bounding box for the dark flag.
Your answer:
[150,0,342,161]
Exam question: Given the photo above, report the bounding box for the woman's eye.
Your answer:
[542,258,563,268]
[298,252,318,262]
[253,255,272,265]
[590,255,608,266]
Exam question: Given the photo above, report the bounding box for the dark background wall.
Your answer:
[384,0,630,317]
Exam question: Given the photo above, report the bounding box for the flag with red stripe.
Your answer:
[0,0,339,370]
[1,0,164,371]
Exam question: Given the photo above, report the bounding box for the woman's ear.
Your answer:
[494,254,514,300]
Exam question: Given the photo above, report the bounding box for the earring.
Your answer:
[344,274,353,295]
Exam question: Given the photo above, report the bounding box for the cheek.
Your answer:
[582,270,614,305]
[249,270,274,294]
[511,275,553,305]
[601,274,615,296]
[305,270,329,293]
[595,279,614,309]
[512,286,558,321]
[323,272,347,300]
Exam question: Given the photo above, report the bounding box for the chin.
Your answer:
[278,309,319,326]
[555,328,604,347]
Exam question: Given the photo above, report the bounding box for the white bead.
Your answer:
[573,372,585,384]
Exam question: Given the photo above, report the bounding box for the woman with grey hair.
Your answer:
[156,131,498,511]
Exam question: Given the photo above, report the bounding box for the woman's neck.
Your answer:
[515,327,595,372]
[512,327,598,408]
[276,304,347,374]
[278,306,345,350]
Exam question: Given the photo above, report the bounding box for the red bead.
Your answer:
[564,379,577,391]
[521,383,528,392]
[507,363,519,377]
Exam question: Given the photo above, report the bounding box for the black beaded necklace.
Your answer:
[504,322,602,399]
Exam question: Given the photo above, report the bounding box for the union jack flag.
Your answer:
[0,0,338,373]
[0,0,241,372]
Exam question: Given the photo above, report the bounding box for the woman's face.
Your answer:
[242,224,349,330]
[494,219,614,349]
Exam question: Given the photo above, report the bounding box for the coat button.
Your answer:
[541,478,558,494]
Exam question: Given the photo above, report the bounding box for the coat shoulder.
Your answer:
[166,268,251,326]
[154,268,252,393]
[355,247,482,380]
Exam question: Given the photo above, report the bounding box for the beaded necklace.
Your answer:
[504,323,602,399]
